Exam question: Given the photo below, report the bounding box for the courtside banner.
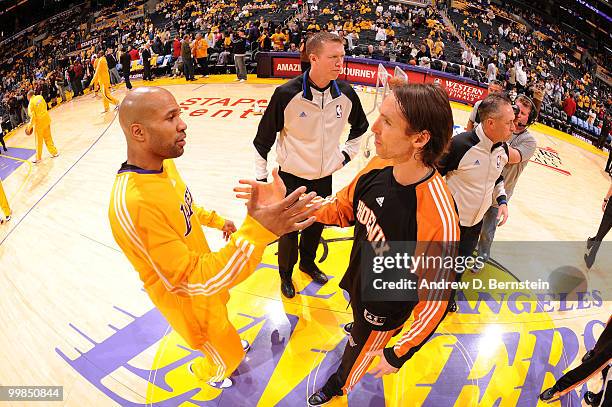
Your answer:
[269,55,487,104]
[271,57,301,77]
[425,76,487,104]
[271,58,427,85]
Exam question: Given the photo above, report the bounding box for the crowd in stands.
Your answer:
[0,0,609,147]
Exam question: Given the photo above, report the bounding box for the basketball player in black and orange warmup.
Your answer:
[237,82,459,404]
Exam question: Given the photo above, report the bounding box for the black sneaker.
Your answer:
[539,387,557,402]
[308,385,343,406]
[299,263,328,284]
[343,322,353,335]
[448,300,457,313]
[584,239,599,269]
[280,275,295,298]
[586,237,595,250]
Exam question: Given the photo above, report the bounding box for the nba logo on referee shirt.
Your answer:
[336,105,342,118]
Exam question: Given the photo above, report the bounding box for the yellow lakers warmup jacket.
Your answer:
[27,95,51,128]
[108,159,277,349]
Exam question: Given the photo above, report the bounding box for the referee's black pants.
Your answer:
[277,170,332,279]
[594,200,612,243]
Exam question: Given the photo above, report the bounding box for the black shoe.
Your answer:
[584,239,599,269]
[539,387,557,402]
[448,300,457,313]
[586,237,595,250]
[299,263,328,284]
[308,385,343,406]
[343,322,353,335]
[584,391,602,406]
[280,275,295,298]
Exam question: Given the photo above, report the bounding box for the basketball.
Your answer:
[25,125,33,136]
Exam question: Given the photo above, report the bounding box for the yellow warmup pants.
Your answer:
[0,181,11,218]
[101,83,119,111]
[191,314,245,383]
[34,124,58,160]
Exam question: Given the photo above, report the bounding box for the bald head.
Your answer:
[119,87,176,137]
[119,87,187,166]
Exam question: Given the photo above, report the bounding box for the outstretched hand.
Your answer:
[234,167,286,206]
[234,169,322,236]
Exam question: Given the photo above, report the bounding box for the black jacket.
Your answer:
[120,52,131,73]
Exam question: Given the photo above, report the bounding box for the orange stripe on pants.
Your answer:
[343,330,394,393]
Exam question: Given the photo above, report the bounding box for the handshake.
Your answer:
[233,168,322,236]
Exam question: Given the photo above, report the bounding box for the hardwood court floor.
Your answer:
[0,76,609,406]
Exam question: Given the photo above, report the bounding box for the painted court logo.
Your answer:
[55,228,604,406]
[530,146,571,176]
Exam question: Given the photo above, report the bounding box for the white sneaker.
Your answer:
[31,158,40,164]
[204,75,210,78]
[52,153,60,158]
[0,215,10,224]
[239,79,246,82]
[241,339,251,353]
[207,377,233,389]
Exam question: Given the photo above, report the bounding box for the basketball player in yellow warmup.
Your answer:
[26,90,59,164]
[92,50,119,113]
[0,180,11,224]
[108,87,320,389]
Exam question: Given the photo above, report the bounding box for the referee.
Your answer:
[584,181,612,268]
[465,79,504,131]
[253,32,369,298]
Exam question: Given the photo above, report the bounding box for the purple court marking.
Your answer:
[0,148,36,180]
[55,297,604,406]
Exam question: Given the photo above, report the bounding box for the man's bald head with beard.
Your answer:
[119,87,187,170]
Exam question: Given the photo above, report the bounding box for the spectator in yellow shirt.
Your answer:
[271,28,287,50]
[583,95,591,110]
[193,33,209,77]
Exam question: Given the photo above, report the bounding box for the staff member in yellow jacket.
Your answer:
[92,50,120,113]
[0,180,11,224]
[26,90,59,164]
[108,87,320,389]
